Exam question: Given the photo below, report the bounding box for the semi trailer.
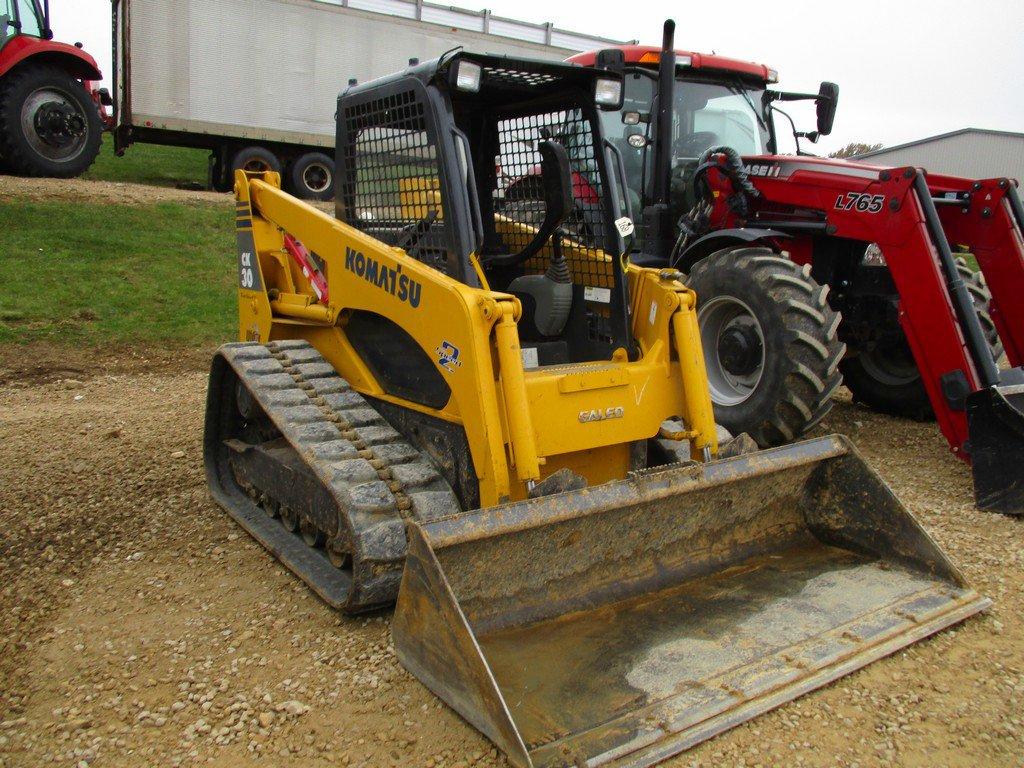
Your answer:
[112,0,628,199]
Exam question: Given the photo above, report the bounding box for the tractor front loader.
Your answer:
[567,21,1024,514]
[204,53,988,767]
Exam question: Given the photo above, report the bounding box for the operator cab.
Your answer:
[335,52,631,367]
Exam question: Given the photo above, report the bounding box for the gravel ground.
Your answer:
[1,351,1021,768]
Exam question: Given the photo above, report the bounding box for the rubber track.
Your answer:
[206,341,460,613]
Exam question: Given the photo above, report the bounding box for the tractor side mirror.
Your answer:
[594,48,626,73]
[816,82,839,136]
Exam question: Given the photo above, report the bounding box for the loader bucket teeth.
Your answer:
[967,383,1024,515]
[392,435,989,768]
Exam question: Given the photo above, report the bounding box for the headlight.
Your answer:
[862,243,887,267]
[594,78,623,108]
[454,61,482,93]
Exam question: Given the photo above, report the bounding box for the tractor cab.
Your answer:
[568,25,838,263]
[595,64,772,220]
[1,0,45,45]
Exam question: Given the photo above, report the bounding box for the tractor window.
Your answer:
[673,80,770,158]
[1,1,14,41]
[13,0,42,37]
[495,109,610,287]
[487,106,627,360]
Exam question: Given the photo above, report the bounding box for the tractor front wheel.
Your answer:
[687,247,846,447]
[0,65,102,177]
[841,258,1002,421]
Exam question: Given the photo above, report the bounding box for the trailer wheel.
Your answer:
[0,64,102,177]
[289,152,334,201]
[687,247,845,447]
[842,258,1002,421]
[231,146,281,177]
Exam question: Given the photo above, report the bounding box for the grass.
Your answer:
[0,198,236,346]
[83,135,208,188]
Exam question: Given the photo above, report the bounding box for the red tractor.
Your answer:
[0,0,107,177]
[550,21,1024,513]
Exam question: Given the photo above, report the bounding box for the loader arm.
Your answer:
[931,174,1024,367]
[725,163,1010,460]
[236,171,718,507]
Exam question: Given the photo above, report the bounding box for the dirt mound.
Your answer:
[0,174,230,206]
[0,174,336,212]
[0,360,1020,767]
[0,343,215,388]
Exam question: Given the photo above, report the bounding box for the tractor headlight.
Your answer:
[862,242,887,267]
[594,78,623,109]
[454,61,482,93]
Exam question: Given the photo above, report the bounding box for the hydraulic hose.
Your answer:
[670,146,758,266]
[697,145,760,200]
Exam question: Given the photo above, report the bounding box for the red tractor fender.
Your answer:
[0,35,102,80]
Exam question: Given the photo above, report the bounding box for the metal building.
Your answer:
[851,128,1024,181]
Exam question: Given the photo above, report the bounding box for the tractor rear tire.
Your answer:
[0,64,102,178]
[841,258,1002,421]
[687,247,845,447]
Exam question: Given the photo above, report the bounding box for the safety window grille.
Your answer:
[493,109,610,287]
[490,108,615,345]
[338,89,449,274]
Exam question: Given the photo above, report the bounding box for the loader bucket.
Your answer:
[968,382,1024,515]
[392,435,988,768]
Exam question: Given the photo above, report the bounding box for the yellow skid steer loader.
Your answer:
[204,52,988,767]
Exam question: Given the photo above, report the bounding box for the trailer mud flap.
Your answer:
[392,435,988,768]
[968,382,1024,515]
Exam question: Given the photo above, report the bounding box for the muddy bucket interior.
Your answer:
[392,435,988,768]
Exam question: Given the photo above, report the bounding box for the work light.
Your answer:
[594,78,622,108]
[454,61,482,92]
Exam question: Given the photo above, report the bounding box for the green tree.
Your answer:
[829,142,883,159]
